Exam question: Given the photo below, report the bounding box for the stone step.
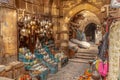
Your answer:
[77,47,98,53]
[76,53,97,57]
[69,58,89,63]
[77,51,98,54]
[75,55,95,60]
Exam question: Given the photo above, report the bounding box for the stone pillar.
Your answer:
[0,8,17,64]
[52,18,59,46]
[108,21,120,80]
[60,21,69,54]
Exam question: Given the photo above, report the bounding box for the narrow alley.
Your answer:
[48,43,98,80]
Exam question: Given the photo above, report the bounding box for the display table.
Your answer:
[29,63,49,80]
[35,50,58,74]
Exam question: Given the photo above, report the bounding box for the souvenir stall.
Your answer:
[17,14,51,80]
[17,10,68,79]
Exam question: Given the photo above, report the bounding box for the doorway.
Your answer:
[84,23,97,42]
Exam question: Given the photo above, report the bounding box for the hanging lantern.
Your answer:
[48,22,52,26]
[40,28,43,32]
[20,28,28,36]
[45,24,48,29]
[44,30,46,33]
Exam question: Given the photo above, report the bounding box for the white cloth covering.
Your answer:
[70,39,90,49]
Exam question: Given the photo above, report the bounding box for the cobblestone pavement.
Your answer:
[47,61,89,80]
[47,43,97,80]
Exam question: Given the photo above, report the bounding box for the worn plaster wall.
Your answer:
[108,21,120,80]
[0,8,17,64]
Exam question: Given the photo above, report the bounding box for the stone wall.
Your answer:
[59,3,101,52]
[108,21,120,80]
[0,8,17,64]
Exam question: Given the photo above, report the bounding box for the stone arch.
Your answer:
[60,3,101,52]
[63,3,100,24]
[76,10,101,31]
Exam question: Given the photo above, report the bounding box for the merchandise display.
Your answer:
[55,52,68,68]
[29,63,49,80]
[43,46,59,63]
[35,47,58,74]
[17,73,32,80]
[78,69,92,80]
[18,48,49,80]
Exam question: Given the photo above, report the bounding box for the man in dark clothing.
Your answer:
[98,41,103,56]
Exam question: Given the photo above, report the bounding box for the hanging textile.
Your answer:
[99,32,109,61]
[98,61,108,77]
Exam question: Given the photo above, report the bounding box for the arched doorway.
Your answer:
[68,10,101,44]
[59,3,101,50]
[85,23,97,42]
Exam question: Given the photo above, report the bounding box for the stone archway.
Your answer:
[60,3,101,50]
[64,3,100,24]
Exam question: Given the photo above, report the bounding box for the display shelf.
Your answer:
[29,63,49,80]
[34,47,58,74]
[43,45,59,63]
[18,48,49,80]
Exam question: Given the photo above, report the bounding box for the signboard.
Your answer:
[111,0,120,8]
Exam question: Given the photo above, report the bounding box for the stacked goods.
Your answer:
[78,69,92,80]
[35,48,58,74]
[17,74,32,80]
[19,48,37,70]
[71,39,90,49]
[8,61,25,79]
[43,46,58,63]
[30,63,47,75]
[18,48,49,80]
[29,63,49,80]
[55,52,68,68]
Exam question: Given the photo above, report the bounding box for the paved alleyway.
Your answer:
[47,62,89,80]
[47,43,98,80]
